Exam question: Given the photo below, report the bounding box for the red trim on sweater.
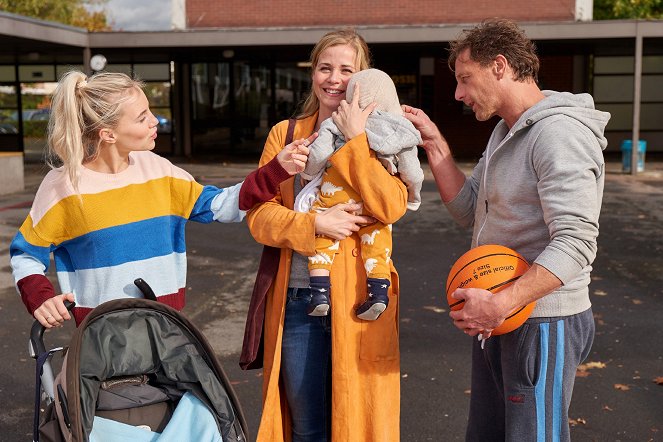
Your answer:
[69,289,186,326]
[72,306,94,325]
[18,274,55,315]
[239,155,290,211]
[155,289,186,312]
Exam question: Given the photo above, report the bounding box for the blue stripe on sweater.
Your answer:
[54,215,187,271]
[190,185,225,223]
[9,231,52,268]
[536,322,550,442]
[552,320,565,442]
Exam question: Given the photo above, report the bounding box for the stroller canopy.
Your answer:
[60,299,246,442]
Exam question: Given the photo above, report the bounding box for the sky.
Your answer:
[100,0,172,31]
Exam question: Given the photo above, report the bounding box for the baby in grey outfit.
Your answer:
[296,68,424,320]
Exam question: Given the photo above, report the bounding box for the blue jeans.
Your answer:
[281,288,332,442]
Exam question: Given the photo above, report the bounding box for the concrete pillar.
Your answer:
[0,152,25,195]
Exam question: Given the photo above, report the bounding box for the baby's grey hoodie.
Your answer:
[446,91,611,318]
[302,112,423,210]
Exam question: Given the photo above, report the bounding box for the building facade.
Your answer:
[184,0,591,27]
[0,2,661,162]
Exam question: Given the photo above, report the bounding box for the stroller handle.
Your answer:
[29,301,76,359]
[29,279,157,422]
[29,279,155,357]
[133,278,158,301]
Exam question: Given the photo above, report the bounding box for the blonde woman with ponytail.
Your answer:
[10,70,311,328]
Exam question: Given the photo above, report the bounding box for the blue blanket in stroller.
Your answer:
[89,392,222,442]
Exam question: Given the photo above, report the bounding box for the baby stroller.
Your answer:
[29,279,247,442]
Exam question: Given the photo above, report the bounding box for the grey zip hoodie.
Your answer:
[446,91,611,317]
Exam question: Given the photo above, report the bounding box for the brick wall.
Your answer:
[186,0,577,28]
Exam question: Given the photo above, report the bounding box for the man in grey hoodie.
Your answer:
[404,19,610,442]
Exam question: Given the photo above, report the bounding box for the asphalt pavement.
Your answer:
[0,156,661,441]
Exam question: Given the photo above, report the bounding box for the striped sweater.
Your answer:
[10,150,288,324]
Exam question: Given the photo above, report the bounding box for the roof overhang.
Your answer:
[0,11,88,47]
[87,20,663,48]
[0,11,661,55]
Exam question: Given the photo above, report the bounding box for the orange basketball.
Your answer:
[446,244,535,335]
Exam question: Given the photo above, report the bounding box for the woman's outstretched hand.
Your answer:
[332,83,377,140]
[277,132,318,175]
[314,202,375,240]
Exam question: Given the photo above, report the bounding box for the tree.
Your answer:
[0,0,111,31]
[594,0,663,19]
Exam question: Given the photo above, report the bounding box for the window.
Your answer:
[593,56,663,132]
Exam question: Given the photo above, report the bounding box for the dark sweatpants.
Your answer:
[466,308,595,442]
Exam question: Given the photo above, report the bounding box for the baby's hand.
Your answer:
[276,132,318,175]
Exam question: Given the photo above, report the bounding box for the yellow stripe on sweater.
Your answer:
[21,177,203,246]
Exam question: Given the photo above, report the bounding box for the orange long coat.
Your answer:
[247,115,409,442]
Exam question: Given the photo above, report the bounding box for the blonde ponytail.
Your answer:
[47,72,87,191]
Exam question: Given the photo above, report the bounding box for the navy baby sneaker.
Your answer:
[355,278,390,321]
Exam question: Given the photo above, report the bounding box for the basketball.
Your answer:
[446,244,535,335]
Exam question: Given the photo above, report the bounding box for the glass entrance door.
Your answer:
[191,62,232,154]
[191,60,277,156]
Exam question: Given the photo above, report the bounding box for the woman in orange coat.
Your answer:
[246,29,409,442]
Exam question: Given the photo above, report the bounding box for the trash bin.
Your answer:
[621,140,646,173]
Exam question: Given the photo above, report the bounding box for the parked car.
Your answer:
[0,118,18,134]
[1,110,172,135]
[10,109,50,122]
[155,114,171,133]
[22,109,50,121]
